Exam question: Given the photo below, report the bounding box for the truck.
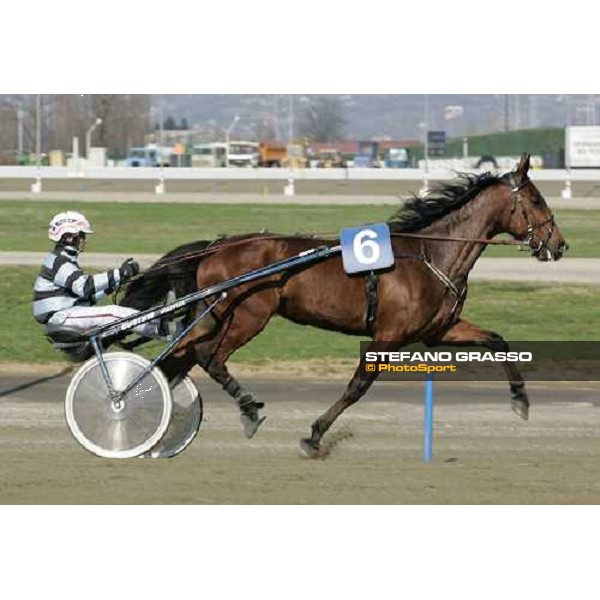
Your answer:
[124,144,173,167]
[258,140,287,167]
[384,146,411,168]
[228,141,259,167]
[353,141,381,168]
[314,149,344,168]
[191,142,227,168]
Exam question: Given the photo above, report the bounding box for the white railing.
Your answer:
[0,165,598,182]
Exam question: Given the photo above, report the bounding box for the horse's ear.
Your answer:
[516,153,530,178]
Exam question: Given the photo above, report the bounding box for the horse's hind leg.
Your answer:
[193,291,278,438]
[196,349,266,438]
[431,318,529,419]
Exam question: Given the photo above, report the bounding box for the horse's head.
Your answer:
[503,154,568,261]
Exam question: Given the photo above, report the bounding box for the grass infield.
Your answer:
[2,266,599,365]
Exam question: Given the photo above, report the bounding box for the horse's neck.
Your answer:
[422,189,504,284]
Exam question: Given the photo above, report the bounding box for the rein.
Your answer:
[390,232,522,246]
[127,229,523,283]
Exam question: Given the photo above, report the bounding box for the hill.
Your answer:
[158,94,597,140]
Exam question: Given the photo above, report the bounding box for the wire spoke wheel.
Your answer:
[65,352,172,459]
[141,376,203,459]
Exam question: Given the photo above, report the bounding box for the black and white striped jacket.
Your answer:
[32,245,121,324]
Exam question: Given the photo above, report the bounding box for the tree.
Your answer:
[87,95,150,157]
[163,115,177,130]
[298,95,347,142]
[49,95,87,153]
[0,94,151,159]
[0,95,32,155]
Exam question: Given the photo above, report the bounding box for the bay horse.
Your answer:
[121,154,568,457]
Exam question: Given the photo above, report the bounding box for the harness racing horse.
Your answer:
[121,154,568,458]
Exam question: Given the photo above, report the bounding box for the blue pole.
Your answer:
[424,373,434,463]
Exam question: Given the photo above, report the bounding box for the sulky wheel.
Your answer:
[65,352,173,459]
[140,375,203,459]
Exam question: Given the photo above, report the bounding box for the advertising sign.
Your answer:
[565,126,600,168]
[427,130,446,156]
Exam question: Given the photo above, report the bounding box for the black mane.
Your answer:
[388,172,504,232]
[118,233,271,310]
[120,239,211,310]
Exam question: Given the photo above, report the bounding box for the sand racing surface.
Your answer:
[1,364,600,504]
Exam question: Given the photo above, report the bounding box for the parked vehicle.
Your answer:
[125,145,173,167]
[384,147,411,168]
[258,141,287,167]
[191,143,227,168]
[353,141,381,168]
[228,141,259,167]
[315,149,344,168]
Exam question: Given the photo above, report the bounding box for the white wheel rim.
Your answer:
[141,376,202,459]
[65,352,172,459]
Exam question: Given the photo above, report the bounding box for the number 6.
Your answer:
[353,229,380,264]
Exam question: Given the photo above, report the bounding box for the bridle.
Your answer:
[506,173,556,257]
[420,172,558,327]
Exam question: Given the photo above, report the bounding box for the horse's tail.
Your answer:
[119,240,213,310]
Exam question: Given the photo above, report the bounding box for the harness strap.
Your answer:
[419,251,466,327]
[420,253,461,298]
[364,271,379,336]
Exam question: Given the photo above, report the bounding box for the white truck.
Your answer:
[227,141,259,167]
[191,143,227,168]
[124,144,173,167]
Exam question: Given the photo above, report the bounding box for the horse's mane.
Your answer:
[120,239,212,310]
[388,172,504,232]
[119,233,271,310]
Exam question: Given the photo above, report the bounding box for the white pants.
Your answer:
[47,305,160,337]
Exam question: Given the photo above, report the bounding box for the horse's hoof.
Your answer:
[299,439,325,459]
[511,398,529,420]
[240,414,266,439]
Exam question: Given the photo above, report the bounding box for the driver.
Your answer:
[33,211,177,339]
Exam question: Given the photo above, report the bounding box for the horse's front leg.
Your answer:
[300,340,396,458]
[429,318,529,419]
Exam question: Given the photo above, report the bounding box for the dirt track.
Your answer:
[1,365,600,504]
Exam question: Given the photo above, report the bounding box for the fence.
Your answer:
[1,165,600,198]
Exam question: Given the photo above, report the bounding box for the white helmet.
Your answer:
[48,211,94,242]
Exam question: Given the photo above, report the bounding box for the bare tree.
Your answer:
[88,94,150,157]
[0,95,45,156]
[0,94,151,159]
[298,95,347,142]
[0,99,19,156]
[48,95,87,153]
